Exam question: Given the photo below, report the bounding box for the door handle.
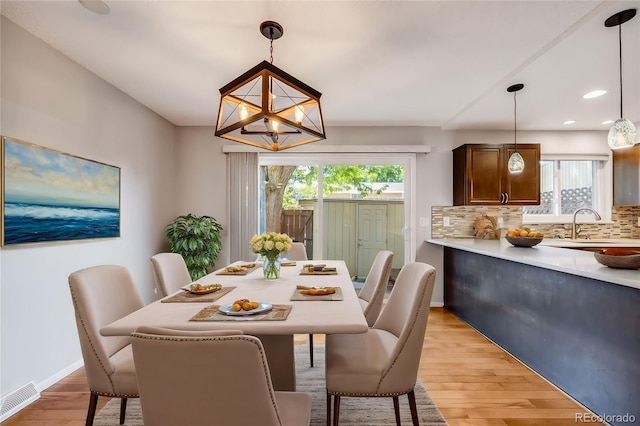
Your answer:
[504,193,509,204]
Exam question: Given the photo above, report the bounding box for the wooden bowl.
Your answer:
[594,249,640,269]
[505,235,543,247]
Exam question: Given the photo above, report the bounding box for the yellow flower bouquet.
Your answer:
[250,232,293,279]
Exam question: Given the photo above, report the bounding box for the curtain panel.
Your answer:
[226,152,259,262]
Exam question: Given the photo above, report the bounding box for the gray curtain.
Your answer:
[227,152,259,262]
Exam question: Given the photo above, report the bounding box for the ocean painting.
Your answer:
[2,137,120,245]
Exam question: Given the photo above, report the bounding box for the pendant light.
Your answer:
[507,83,525,174]
[604,9,637,150]
[215,21,326,151]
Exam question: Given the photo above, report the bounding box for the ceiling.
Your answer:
[1,0,639,132]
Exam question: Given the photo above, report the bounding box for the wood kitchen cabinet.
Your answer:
[613,144,640,206]
[453,143,540,205]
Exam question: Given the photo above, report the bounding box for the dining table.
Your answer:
[101,259,368,391]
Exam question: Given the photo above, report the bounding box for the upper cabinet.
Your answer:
[613,144,640,206]
[453,143,540,206]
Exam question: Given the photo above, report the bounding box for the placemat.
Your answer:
[161,286,236,303]
[216,264,260,275]
[299,269,338,275]
[290,287,343,301]
[190,304,292,321]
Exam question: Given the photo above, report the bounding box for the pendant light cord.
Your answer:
[618,23,623,118]
[513,91,518,151]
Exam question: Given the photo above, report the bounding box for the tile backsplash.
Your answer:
[431,205,640,239]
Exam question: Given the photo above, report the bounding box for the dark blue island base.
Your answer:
[443,247,640,426]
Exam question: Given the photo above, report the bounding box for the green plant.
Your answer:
[164,213,223,280]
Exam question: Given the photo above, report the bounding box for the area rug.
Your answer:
[94,345,448,425]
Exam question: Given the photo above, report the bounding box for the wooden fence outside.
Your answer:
[281,210,313,259]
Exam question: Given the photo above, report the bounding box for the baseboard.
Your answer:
[0,358,83,422]
[430,301,444,307]
[39,358,84,391]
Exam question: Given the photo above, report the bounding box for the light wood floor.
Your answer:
[3,308,602,426]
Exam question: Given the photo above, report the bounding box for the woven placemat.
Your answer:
[290,287,343,301]
[161,286,236,303]
[299,267,338,275]
[190,304,292,321]
[215,264,260,275]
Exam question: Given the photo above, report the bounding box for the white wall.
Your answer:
[174,126,230,268]
[0,17,177,400]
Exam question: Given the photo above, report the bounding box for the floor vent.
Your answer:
[0,382,39,420]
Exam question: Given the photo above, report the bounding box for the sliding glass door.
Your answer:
[259,153,414,279]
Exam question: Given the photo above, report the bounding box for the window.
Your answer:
[523,157,611,223]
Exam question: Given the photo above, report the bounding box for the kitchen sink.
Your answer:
[543,238,640,251]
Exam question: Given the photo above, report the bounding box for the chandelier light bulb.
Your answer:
[270,120,279,132]
[239,104,249,121]
[295,106,305,124]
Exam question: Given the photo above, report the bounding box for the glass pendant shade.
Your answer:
[607,118,637,150]
[507,152,525,174]
[215,60,325,151]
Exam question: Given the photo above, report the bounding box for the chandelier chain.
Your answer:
[269,28,274,64]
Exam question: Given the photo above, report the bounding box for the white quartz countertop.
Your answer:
[427,238,640,290]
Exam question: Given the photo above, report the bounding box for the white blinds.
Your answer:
[226,152,259,262]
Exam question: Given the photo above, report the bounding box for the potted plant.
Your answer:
[164,213,223,280]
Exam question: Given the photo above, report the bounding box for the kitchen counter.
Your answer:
[427,238,639,289]
[428,237,639,426]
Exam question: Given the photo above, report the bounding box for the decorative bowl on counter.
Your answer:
[594,248,640,269]
[505,235,543,247]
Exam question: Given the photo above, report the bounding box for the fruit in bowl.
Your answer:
[507,227,543,238]
[505,228,544,247]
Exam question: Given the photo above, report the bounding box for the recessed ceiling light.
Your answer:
[79,0,110,14]
[602,120,614,125]
[564,120,576,125]
[583,90,607,99]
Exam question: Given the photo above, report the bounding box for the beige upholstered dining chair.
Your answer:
[286,241,308,261]
[131,327,313,426]
[150,252,192,298]
[325,262,436,426]
[307,250,393,368]
[68,265,145,426]
[358,250,394,327]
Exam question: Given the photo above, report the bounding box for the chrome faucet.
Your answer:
[571,207,602,239]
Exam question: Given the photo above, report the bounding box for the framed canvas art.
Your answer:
[1,136,121,246]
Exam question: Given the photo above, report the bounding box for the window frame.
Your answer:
[522,154,612,224]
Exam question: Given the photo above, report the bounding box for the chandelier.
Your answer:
[215,21,326,151]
